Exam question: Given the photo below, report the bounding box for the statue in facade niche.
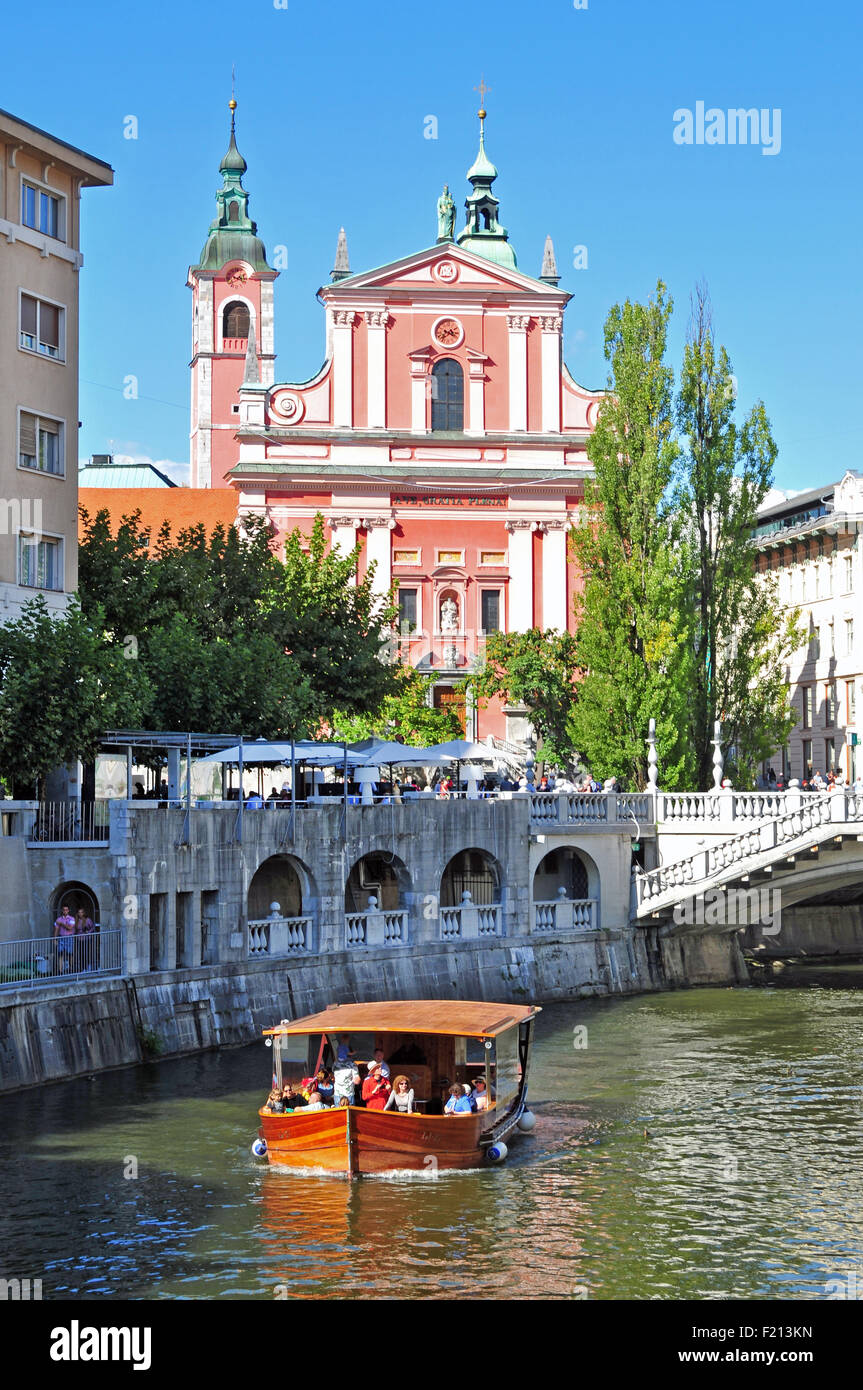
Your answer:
[440,597,459,632]
[437,184,456,242]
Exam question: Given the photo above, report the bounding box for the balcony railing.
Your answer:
[532,897,598,932]
[27,801,110,843]
[0,928,124,990]
[345,907,408,948]
[248,915,314,957]
[439,894,502,940]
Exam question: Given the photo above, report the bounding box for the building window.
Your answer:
[846,618,854,656]
[845,555,853,592]
[826,682,838,727]
[21,182,63,239]
[436,549,464,566]
[222,300,250,339]
[430,357,464,431]
[397,588,418,634]
[809,620,820,661]
[18,535,63,591]
[479,550,507,566]
[480,590,501,633]
[828,620,835,656]
[19,293,64,359]
[825,738,836,773]
[393,549,420,566]
[846,680,856,724]
[18,411,63,475]
[802,739,812,779]
[802,686,813,729]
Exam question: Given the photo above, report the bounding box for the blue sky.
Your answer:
[5,0,861,491]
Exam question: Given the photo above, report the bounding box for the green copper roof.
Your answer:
[456,113,516,269]
[192,105,273,274]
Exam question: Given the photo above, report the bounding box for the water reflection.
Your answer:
[1,977,862,1298]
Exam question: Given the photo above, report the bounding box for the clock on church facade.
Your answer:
[187,103,603,743]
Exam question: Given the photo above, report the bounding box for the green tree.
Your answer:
[333,663,464,745]
[569,280,691,789]
[77,509,399,737]
[676,283,804,787]
[468,628,580,765]
[0,597,147,797]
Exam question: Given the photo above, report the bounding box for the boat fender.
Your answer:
[251,1138,268,1159]
[517,1110,536,1133]
[486,1141,508,1163]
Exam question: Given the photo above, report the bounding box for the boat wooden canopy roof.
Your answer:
[262,1000,541,1040]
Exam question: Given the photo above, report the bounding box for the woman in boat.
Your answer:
[445,1084,474,1115]
[384,1075,415,1115]
[361,1064,392,1111]
[312,1069,335,1105]
[472,1078,489,1111]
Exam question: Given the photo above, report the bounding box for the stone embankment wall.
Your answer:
[0,926,746,1094]
[741,905,863,960]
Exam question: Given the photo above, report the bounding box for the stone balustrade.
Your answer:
[532,896,598,932]
[637,788,863,914]
[248,915,314,957]
[344,907,408,948]
[439,893,502,941]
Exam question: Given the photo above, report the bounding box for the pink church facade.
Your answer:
[188,105,603,741]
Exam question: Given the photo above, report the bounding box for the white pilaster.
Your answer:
[328,515,358,583]
[542,520,568,630]
[363,515,396,597]
[332,310,356,427]
[540,314,562,433]
[466,350,489,435]
[507,314,530,432]
[506,520,534,630]
[364,310,390,428]
[410,363,427,431]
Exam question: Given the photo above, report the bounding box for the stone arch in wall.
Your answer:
[247,854,316,920]
[440,847,502,906]
[533,846,600,910]
[50,881,100,929]
[345,852,411,912]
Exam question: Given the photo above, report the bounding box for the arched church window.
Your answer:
[222,301,250,340]
[431,358,464,432]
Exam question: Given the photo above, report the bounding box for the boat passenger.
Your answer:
[472,1078,489,1111]
[445,1084,474,1115]
[312,1069,335,1104]
[335,1034,356,1064]
[265,1089,285,1113]
[282,1084,307,1110]
[462,1083,478,1113]
[333,1062,361,1107]
[384,1075,415,1114]
[361,1064,392,1110]
[304,1090,327,1113]
[369,1049,390,1079]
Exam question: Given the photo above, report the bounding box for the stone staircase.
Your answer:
[636,789,863,917]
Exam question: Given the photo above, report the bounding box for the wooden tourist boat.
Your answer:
[254,1000,540,1176]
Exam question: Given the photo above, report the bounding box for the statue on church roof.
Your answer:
[437,184,456,243]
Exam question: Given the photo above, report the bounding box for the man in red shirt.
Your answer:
[362,1064,392,1110]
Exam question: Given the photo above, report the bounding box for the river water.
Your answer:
[2,969,862,1301]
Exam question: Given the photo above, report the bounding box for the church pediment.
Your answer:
[320,242,568,301]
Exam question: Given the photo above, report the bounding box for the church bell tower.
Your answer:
[187,100,277,488]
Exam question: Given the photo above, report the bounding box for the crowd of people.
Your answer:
[263,1034,492,1118]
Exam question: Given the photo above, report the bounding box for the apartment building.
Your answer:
[754,470,863,783]
[0,109,112,618]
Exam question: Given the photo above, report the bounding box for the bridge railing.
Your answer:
[637,789,863,913]
[439,896,502,941]
[532,898,598,932]
[0,928,124,989]
[248,916,314,957]
[345,909,409,948]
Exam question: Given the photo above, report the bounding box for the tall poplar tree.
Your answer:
[569,281,691,789]
[676,283,803,787]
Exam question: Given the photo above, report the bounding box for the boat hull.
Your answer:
[258,1105,516,1175]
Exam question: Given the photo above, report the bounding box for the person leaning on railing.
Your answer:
[74,908,96,972]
